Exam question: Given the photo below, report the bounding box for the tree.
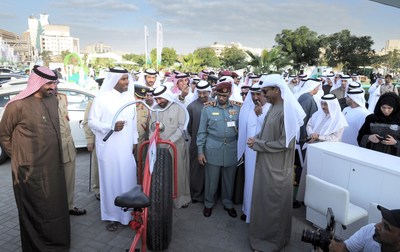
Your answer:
[50,50,71,63]
[161,47,178,67]
[176,53,200,73]
[193,48,220,68]
[91,58,116,72]
[220,45,248,70]
[122,53,145,66]
[275,26,320,70]
[247,47,292,74]
[378,49,400,74]
[40,50,52,67]
[320,29,375,73]
[148,47,178,69]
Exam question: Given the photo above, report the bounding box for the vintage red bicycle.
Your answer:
[103,100,189,252]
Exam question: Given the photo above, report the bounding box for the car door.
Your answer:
[58,88,94,148]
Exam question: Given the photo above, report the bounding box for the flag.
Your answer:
[156,22,163,70]
[144,25,151,66]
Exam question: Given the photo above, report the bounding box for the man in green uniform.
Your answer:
[197,81,241,218]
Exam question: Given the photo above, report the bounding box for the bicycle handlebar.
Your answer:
[103,99,190,142]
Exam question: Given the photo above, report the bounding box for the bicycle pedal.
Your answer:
[129,220,141,230]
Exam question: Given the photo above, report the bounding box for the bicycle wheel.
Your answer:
[147,147,173,251]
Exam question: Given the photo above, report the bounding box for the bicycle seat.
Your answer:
[114,185,151,209]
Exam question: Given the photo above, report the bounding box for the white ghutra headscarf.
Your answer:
[259,74,306,147]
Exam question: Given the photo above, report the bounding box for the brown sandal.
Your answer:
[106,221,118,232]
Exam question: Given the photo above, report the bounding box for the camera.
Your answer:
[301,208,337,252]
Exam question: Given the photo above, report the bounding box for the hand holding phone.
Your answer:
[376,135,385,141]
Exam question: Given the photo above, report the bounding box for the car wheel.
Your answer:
[0,145,9,164]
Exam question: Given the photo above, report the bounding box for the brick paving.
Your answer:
[0,149,314,251]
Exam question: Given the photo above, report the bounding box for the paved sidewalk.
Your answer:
[0,149,314,251]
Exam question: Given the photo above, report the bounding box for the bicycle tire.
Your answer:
[147,147,173,251]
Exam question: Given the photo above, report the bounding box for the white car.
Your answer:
[0,80,96,164]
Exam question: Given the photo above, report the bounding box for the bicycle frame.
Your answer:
[104,99,189,252]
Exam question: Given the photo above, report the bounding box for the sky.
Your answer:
[1,0,399,55]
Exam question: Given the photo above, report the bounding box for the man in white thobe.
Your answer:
[88,67,138,231]
[342,88,371,146]
[237,83,270,223]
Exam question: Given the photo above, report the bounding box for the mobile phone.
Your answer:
[376,135,385,141]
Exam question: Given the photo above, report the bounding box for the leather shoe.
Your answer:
[224,207,237,218]
[293,200,302,209]
[203,207,212,217]
[69,207,87,216]
[240,214,246,221]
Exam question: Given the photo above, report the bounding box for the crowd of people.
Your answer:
[0,65,399,251]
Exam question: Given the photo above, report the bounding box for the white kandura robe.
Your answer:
[230,83,243,102]
[342,106,371,146]
[149,102,191,209]
[368,84,381,113]
[88,89,138,225]
[240,103,269,223]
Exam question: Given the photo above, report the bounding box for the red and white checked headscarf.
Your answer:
[6,66,57,107]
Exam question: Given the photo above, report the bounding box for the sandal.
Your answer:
[69,207,87,216]
[106,221,118,232]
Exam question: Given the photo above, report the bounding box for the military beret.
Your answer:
[214,82,232,93]
[219,70,232,77]
[231,72,239,78]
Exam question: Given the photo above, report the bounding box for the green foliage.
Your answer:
[247,47,292,74]
[145,47,178,69]
[161,47,178,67]
[193,48,220,68]
[375,49,400,74]
[275,26,320,70]
[320,29,375,73]
[122,53,145,66]
[220,45,248,70]
[177,53,198,72]
[40,50,52,67]
[91,58,116,72]
[50,50,71,63]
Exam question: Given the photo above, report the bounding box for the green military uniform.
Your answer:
[82,100,99,195]
[57,93,77,210]
[136,102,150,144]
[197,99,241,209]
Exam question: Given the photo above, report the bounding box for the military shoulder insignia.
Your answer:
[204,101,216,107]
[230,100,242,107]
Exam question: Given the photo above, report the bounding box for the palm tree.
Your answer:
[246,47,292,74]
